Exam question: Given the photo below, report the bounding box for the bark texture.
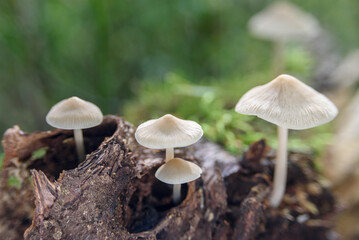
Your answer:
[0,115,338,240]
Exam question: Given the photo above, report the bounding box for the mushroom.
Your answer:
[248,1,320,74]
[235,74,338,207]
[135,114,203,204]
[135,114,203,162]
[155,158,202,204]
[46,96,103,161]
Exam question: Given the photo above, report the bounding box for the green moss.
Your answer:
[8,175,21,189]
[0,152,4,170]
[31,147,48,159]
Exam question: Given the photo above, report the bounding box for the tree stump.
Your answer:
[0,115,338,240]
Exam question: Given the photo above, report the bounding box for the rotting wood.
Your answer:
[0,115,338,240]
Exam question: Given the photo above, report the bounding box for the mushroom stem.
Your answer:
[74,129,85,162]
[269,126,288,207]
[272,40,285,76]
[165,148,174,162]
[173,184,181,205]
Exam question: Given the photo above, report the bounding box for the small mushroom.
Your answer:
[155,158,202,204]
[135,114,203,204]
[235,74,338,207]
[46,96,103,161]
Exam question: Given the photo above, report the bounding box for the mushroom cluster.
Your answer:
[135,114,203,204]
[43,78,337,211]
[235,74,338,207]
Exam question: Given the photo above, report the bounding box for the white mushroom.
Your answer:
[155,158,202,204]
[248,1,320,42]
[46,96,103,161]
[235,74,338,207]
[135,114,203,162]
[248,1,321,74]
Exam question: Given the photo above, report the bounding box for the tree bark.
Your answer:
[0,115,338,240]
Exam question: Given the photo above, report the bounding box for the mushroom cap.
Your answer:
[46,96,103,130]
[135,114,203,149]
[155,158,202,184]
[248,1,320,41]
[235,74,338,130]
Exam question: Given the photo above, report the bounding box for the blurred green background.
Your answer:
[1,1,359,238]
[0,0,358,153]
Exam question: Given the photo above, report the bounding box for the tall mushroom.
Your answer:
[135,114,203,204]
[46,96,103,161]
[235,74,338,207]
[248,1,320,74]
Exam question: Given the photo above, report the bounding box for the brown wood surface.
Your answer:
[0,115,338,240]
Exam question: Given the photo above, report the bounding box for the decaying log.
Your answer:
[0,115,338,239]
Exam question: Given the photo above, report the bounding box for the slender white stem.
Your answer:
[270,126,288,207]
[272,40,285,76]
[173,184,181,205]
[165,148,174,162]
[74,129,85,162]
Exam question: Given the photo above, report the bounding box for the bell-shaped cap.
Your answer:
[235,74,338,130]
[248,1,320,41]
[46,96,103,130]
[135,114,203,149]
[155,158,202,184]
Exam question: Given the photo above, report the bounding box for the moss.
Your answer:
[8,175,21,189]
[0,152,4,171]
[31,147,48,159]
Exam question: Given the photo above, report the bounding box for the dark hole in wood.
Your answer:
[126,171,189,233]
[27,119,118,181]
[151,179,188,211]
